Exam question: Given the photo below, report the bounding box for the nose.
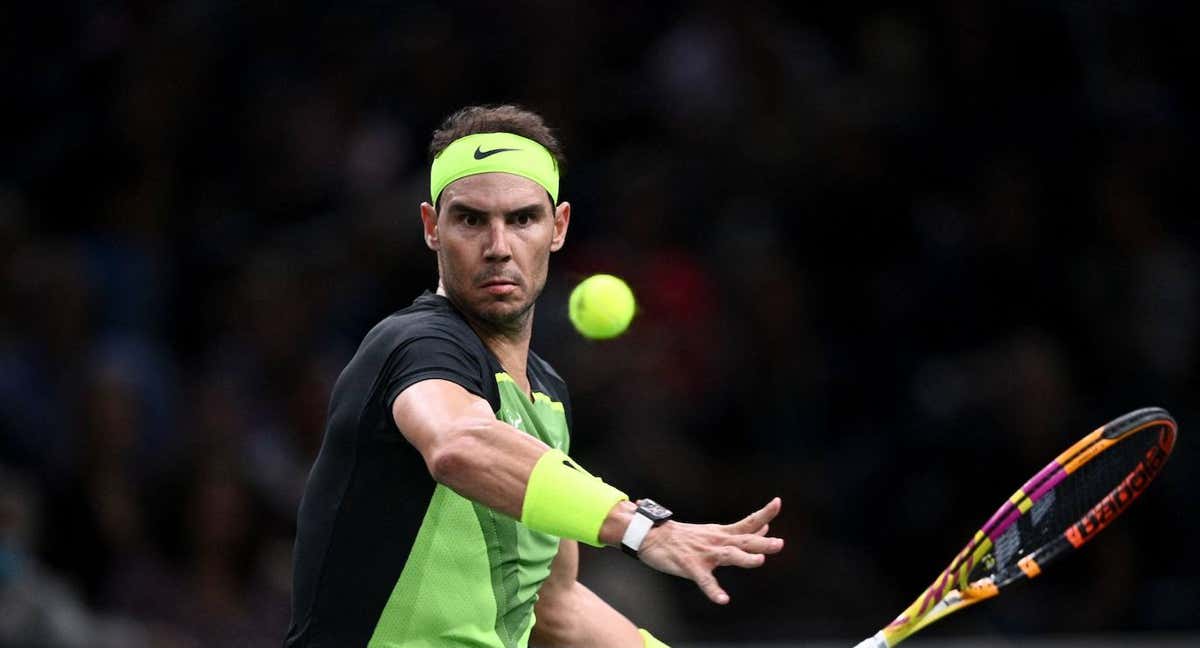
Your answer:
[483,220,512,262]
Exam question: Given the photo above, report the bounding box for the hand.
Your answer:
[635,497,784,604]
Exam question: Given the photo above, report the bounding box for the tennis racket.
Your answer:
[853,406,1178,648]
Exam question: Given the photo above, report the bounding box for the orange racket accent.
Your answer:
[1018,555,1041,578]
[1061,436,1112,474]
[963,578,999,598]
[1053,429,1101,467]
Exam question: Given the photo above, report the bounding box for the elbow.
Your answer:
[427,424,486,484]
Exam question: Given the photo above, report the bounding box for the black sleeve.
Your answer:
[382,334,491,413]
[560,385,574,450]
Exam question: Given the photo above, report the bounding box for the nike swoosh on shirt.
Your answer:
[474,146,521,159]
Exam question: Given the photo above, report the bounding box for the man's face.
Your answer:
[420,173,570,332]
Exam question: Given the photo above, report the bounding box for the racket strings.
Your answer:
[976,428,1159,586]
[1051,428,1157,536]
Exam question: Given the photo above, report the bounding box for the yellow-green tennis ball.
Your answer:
[569,274,636,339]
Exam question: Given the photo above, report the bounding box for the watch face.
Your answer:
[636,498,673,521]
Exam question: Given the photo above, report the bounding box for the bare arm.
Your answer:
[392,378,547,518]
[392,378,785,604]
[531,540,642,647]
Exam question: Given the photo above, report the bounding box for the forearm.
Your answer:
[429,415,637,540]
[395,380,628,533]
[531,581,642,648]
[426,415,551,519]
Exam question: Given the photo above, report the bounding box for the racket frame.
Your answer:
[862,407,1177,648]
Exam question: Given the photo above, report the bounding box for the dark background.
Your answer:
[2,1,1196,645]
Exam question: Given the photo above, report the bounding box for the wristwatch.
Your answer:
[621,498,673,558]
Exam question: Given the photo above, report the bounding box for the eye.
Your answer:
[463,213,482,227]
[514,212,532,226]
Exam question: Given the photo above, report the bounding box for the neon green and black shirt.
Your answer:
[287,292,572,647]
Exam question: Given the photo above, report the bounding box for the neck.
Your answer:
[481,325,531,392]
[437,283,534,393]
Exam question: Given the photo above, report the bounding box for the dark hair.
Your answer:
[429,104,566,174]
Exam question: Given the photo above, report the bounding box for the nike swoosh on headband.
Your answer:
[474,146,521,160]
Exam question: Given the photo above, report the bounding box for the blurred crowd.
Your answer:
[2,1,1196,645]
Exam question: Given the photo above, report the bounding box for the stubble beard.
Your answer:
[442,267,545,339]
[474,292,535,336]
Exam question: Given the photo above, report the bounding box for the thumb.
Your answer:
[693,569,730,605]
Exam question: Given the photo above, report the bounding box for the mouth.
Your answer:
[479,278,520,295]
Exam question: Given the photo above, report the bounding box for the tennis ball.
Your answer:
[569,274,636,339]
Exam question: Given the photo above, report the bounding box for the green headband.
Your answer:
[430,132,559,205]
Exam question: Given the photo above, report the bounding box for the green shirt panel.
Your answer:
[368,371,570,648]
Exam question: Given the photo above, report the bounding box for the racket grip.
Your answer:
[851,631,888,648]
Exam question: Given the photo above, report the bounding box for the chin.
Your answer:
[474,297,532,328]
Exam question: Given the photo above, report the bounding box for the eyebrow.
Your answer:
[445,202,548,217]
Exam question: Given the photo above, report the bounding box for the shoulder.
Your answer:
[355,292,501,411]
[362,292,484,358]
[348,292,495,392]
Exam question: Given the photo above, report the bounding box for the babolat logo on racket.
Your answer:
[1066,429,1172,547]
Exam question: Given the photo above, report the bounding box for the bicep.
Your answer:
[391,378,497,463]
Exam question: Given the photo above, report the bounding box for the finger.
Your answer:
[734,533,785,554]
[729,497,782,533]
[693,569,730,605]
[752,523,770,536]
[716,546,768,569]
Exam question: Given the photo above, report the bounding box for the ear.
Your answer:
[419,202,439,250]
[550,201,570,252]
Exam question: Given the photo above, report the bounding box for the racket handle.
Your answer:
[851,631,888,648]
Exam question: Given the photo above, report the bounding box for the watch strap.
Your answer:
[620,511,655,557]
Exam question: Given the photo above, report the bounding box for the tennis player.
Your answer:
[285,105,784,647]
